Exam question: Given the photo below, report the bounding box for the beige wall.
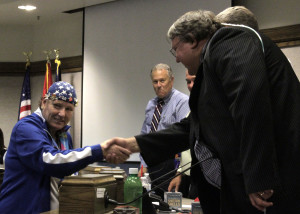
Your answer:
[282,46,300,80]
[0,13,82,62]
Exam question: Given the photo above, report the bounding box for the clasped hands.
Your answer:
[100,137,140,164]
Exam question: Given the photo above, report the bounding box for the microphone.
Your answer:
[150,160,193,184]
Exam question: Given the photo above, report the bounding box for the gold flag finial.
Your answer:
[43,50,52,63]
[54,49,60,60]
[23,51,32,67]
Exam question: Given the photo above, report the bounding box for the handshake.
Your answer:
[100,137,140,164]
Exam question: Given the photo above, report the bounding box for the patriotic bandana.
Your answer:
[45,81,78,106]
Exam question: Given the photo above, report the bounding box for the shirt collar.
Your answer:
[35,107,45,122]
[156,88,174,105]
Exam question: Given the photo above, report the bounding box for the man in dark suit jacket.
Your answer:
[0,128,7,165]
[106,9,300,214]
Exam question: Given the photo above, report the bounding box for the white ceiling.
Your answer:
[0,0,116,26]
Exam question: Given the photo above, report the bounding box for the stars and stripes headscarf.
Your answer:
[44,81,78,106]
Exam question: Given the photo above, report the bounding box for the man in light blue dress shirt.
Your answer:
[139,63,190,199]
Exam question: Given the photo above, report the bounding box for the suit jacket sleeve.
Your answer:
[135,117,190,167]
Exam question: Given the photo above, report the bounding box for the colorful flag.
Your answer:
[18,63,31,120]
[42,61,53,97]
[174,152,181,169]
[55,58,61,82]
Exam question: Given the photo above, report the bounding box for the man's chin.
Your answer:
[50,123,65,131]
[184,65,197,75]
[187,69,197,76]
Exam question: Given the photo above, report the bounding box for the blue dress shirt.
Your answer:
[140,88,190,167]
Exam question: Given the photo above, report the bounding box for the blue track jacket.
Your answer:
[0,110,104,214]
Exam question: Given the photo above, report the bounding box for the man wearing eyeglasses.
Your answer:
[105,8,300,214]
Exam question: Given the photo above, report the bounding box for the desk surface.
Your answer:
[41,198,194,214]
[41,210,113,214]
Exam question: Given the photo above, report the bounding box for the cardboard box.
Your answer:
[59,174,117,214]
[99,169,126,203]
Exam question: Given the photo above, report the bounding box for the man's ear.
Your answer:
[191,39,199,49]
[170,76,174,84]
[41,98,47,109]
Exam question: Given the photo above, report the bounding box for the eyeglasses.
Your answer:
[169,40,182,57]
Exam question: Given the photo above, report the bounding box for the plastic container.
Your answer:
[141,173,151,192]
[124,168,143,213]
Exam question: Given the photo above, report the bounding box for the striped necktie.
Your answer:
[150,99,164,133]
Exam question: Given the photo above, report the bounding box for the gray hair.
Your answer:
[216,6,259,31]
[167,10,221,43]
[150,63,173,78]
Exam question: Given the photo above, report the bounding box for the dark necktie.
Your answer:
[150,99,164,133]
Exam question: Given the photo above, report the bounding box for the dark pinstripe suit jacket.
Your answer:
[136,26,300,213]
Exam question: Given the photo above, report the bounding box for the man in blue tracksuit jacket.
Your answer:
[0,81,130,214]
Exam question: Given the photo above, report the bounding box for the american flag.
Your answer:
[55,58,61,82]
[42,61,53,97]
[18,64,31,120]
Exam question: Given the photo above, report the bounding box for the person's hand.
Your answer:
[168,173,182,192]
[101,140,131,164]
[249,189,274,212]
[102,137,140,163]
[138,167,148,177]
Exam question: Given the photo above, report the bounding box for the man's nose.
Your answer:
[58,108,66,117]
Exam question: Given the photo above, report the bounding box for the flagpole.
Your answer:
[42,50,53,97]
[18,52,32,121]
[54,49,61,82]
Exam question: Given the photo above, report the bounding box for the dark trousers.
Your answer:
[148,159,176,200]
[196,170,220,214]
[179,173,198,199]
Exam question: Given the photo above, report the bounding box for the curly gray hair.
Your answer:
[167,10,221,43]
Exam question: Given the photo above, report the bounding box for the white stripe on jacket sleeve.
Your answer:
[42,147,92,164]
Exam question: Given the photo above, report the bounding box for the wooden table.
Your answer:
[41,198,194,214]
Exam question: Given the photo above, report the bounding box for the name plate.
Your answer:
[164,192,182,209]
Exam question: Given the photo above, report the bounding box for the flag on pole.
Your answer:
[42,61,53,97]
[55,58,61,82]
[18,62,31,120]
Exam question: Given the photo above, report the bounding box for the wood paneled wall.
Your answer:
[0,56,83,75]
[260,24,300,48]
